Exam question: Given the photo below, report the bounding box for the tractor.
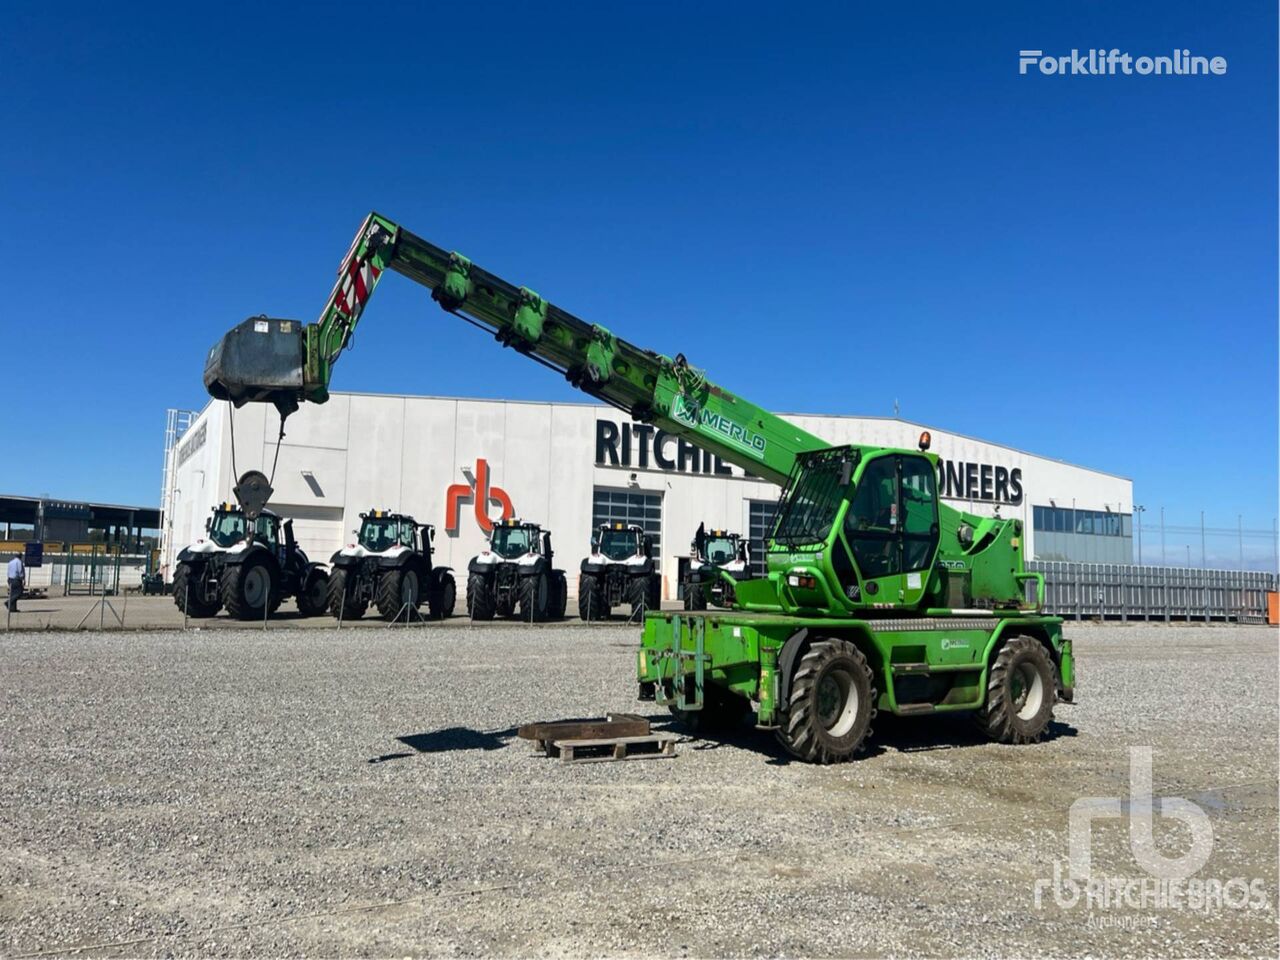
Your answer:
[683,523,750,610]
[466,518,567,621]
[327,509,456,621]
[172,503,329,620]
[578,521,661,620]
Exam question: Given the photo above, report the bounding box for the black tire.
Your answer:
[976,636,1056,744]
[777,638,877,763]
[376,566,421,621]
[221,557,279,621]
[295,569,330,618]
[547,571,568,620]
[683,581,707,611]
[173,562,220,617]
[627,574,653,619]
[668,684,753,734]
[647,573,661,609]
[578,573,606,621]
[519,571,551,622]
[428,571,456,620]
[326,568,367,620]
[467,572,495,621]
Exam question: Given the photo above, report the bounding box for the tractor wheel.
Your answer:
[777,638,877,763]
[466,572,496,621]
[647,573,661,609]
[683,581,707,611]
[428,571,457,620]
[627,574,653,619]
[547,571,568,620]
[578,573,606,621]
[327,568,367,620]
[295,569,330,618]
[377,567,421,621]
[221,557,278,621]
[173,562,220,617]
[975,636,1056,744]
[668,684,753,734]
[519,571,551,621]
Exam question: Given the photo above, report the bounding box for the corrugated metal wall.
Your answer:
[1028,561,1277,622]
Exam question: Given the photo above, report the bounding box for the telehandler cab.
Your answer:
[203,212,1074,762]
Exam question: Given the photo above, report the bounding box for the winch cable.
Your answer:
[267,415,286,488]
[227,401,239,487]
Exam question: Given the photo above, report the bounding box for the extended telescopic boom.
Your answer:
[204,212,826,486]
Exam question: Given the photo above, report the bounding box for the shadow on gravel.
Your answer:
[368,726,519,762]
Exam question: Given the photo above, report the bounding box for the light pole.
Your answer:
[1134,505,1145,565]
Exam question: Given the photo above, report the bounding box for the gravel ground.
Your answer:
[0,622,1276,958]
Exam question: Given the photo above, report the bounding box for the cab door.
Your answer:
[836,454,939,606]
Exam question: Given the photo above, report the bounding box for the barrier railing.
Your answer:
[1027,560,1277,622]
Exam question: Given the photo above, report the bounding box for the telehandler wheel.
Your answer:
[668,685,753,734]
[295,569,330,618]
[377,567,421,620]
[428,572,456,620]
[221,557,278,621]
[466,572,496,621]
[173,562,220,618]
[777,638,877,763]
[627,574,653,618]
[327,568,367,620]
[975,636,1056,744]
[519,571,551,621]
[548,571,568,620]
[578,573,606,621]
[683,582,707,611]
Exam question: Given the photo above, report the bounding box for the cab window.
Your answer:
[900,456,938,572]
[845,456,901,579]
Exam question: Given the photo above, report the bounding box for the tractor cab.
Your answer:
[356,510,422,554]
[591,522,650,563]
[488,519,552,563]
[205,504,279,550]
[692,526,747,567]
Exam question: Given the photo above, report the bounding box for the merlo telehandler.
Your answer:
[203,212,1074,762]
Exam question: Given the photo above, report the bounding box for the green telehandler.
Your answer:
[204,212,1074,763]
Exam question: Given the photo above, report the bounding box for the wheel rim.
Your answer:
[244,567,268,608]
[1011,662,1044,720]
[401,571,420,606]
[815,665,860,738]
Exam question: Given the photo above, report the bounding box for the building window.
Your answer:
[747,500,778,577]
[592,487,662,569]
[1032,505,1128,537]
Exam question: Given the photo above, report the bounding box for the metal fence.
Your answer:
[1028,560,1277,623]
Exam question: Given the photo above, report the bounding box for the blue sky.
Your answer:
[1,1,1275,546]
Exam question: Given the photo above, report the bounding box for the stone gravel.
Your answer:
[0,622,1276,957]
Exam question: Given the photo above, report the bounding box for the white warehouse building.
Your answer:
[160,393,1133,597]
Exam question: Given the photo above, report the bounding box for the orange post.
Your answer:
[1267,592,1278,625]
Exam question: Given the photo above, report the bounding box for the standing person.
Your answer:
[7,552,24,613]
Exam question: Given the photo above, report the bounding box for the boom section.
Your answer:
[302,212,827,485]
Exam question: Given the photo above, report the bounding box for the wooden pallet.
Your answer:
[551,733,679,763]
[519,714,650,755]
